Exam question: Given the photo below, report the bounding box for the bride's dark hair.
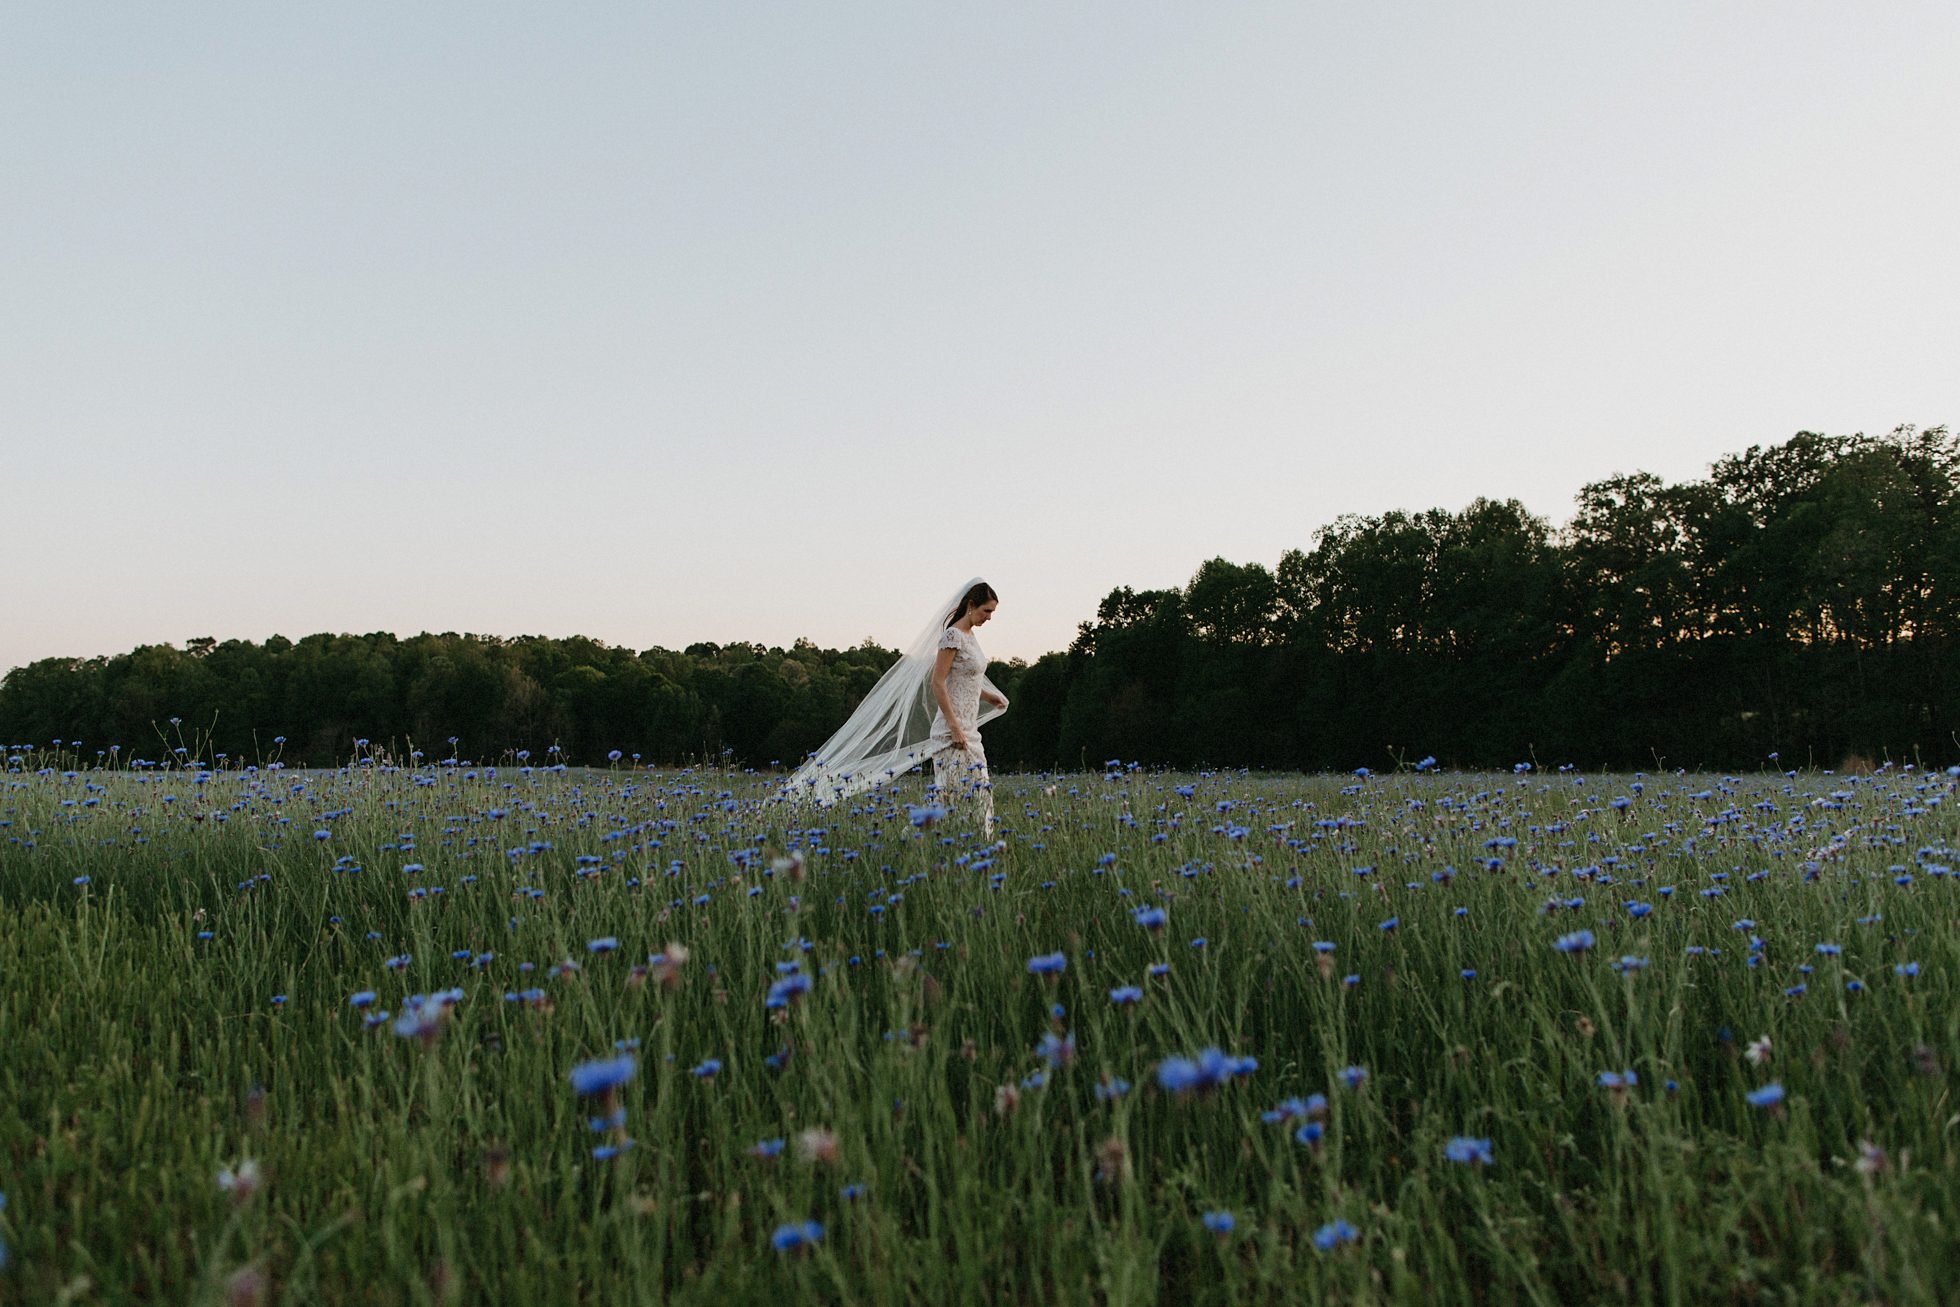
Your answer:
[947,581,998,626]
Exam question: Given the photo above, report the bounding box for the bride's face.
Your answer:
[968,600,998,627]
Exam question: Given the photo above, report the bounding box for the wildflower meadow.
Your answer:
[2,742,1956,1303]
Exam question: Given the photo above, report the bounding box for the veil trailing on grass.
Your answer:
[777,576,1007,809]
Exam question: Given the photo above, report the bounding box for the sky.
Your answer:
[4,2,1956,670]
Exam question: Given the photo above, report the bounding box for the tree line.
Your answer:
[5,426,1955,772]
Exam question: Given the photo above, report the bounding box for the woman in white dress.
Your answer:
[779,577,1009,833]
[927,581,1006,832]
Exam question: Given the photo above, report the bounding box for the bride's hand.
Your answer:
[951,731,970,751]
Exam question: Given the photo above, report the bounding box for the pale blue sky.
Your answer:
[4,2,1955,669]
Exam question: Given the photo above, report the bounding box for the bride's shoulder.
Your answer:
[938,626,965,650]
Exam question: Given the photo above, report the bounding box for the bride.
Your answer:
[780,578,1009,833]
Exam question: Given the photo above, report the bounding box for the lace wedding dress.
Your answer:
[926,623,995,832]
[778,577,1007,831]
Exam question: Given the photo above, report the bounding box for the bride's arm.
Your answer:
[931,647,967,748]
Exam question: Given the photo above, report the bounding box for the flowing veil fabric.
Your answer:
[777,577,1007,809]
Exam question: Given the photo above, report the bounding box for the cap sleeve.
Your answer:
[937,627,962,652]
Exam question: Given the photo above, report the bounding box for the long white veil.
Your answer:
[777,576,1007,808]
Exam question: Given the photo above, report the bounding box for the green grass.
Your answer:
[1,750,1956,1304]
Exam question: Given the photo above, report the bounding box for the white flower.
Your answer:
[217,1158,262,1203]
[797,1127,840,1165]
[1855,1141,1888,1176]
[1744,1034,1773,1066]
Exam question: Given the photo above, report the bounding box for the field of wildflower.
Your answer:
[2,742,1956,1304]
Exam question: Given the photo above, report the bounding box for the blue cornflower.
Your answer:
[1554,930,1596,953]
[1313,1219,1359,1251]
[1095,1076,1131,1102]
[1338,1065,1368,1090]
[748,1137,785,1159]
[1294,1121,1325,1147]
[349,991,377,1008]
[569,1055,637,1097]
[1202,1211,1236,1235]
[770,1219,823,1252]
[1133,906,1167,929]
[906,804,949,828]
[592,1140,635,1161]
[1158,1056,1207,1093]
[1746,1082,1786,1109]
[1190,937,1208,950]
[586,937,619,953]
[393,998,445,1042]
[1027,952,1067,976]
[1443,1136,1494,1165]
[1596,1070,1637,1091]
[840,1183,866,1201]
[1158,1047,1257,1094]
[766,972,813,1008]
[690,1058,723,1079]
[1109,985,1143,1006]
[1896,962,1920,977]
[1262,1096,1315,1123]
[1379,917,1399,932]
[1037,1032,1077,1068]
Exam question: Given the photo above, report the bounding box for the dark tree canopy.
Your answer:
[5,426,1954,772]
